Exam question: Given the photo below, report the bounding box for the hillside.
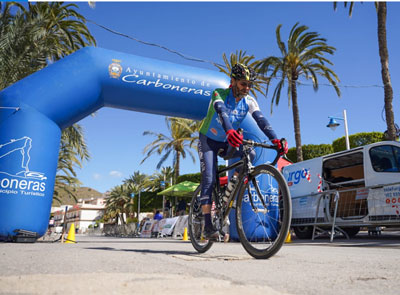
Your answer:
[52,186,103,206]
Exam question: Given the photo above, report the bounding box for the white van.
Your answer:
[281,141,400,239]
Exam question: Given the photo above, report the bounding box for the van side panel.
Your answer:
[282,157,323,198]
[282,157,324,223]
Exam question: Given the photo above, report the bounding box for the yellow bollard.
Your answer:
[285,230,292,243]
[65,224,77,244]
[182,227,188,241]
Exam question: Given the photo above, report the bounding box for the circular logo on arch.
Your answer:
[108,61,123,79]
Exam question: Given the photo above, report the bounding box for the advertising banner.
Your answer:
[368,185,400,218]
[160,217,179,236]
[172,215,188,238]
[140,220,156,238]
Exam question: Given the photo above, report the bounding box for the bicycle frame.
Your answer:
[213,140,282,229]
[189,136,291,258]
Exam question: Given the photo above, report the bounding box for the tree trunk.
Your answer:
[291,80,303,162]
[377,2,396,140]
[120,212,126,225]
[174,150,180,184]
[116,213,120,225]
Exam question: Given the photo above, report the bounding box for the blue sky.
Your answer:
[69,1,400,193]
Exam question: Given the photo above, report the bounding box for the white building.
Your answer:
[52,196,106,233]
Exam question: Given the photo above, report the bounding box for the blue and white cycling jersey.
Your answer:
[199,88,277,142]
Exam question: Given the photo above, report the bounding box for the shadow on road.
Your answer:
[84,246,195,256]
[83,246,251,261]
[74,239,185,244]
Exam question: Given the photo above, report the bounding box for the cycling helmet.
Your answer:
[231,63,257,81]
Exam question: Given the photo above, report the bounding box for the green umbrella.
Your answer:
[157,181,200,197]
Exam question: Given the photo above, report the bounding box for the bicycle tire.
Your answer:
[236,164,292,259]
[188,185,213,253]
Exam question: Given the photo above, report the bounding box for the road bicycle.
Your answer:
[188,134,292,259]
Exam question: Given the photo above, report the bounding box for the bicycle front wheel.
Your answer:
[236,164,292,259]
[188,185,213,253]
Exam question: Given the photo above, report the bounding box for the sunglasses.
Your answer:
[239,81,253,89]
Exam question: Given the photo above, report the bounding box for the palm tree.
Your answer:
[0,2,96,89]
[257,23,341,162]
[160,166,174,186]
[147,166,174,192]
[61,125,90,163]
[146,167,174,213]
[124,171,151,219]
[105,184,130,224]
[0,2,96,201]
[142,117,200,183]
[215,50,268,98]
[334,2,396,141]
[124,171,149,194]
[53,125,90,203]
[53,143,82,204]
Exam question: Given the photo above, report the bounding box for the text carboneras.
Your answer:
[0,177,45,197]
[121,67,212,97]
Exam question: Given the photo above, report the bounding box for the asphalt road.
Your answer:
[1,231,400,295]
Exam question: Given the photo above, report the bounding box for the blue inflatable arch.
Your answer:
[0,47,272,238]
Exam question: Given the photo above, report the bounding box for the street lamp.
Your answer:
[131,191,142,224]
[160,180,166,216]
[327,109,350,150]
[138,190,142,224]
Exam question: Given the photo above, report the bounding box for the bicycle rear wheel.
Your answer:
[188,185,213,253]
[236,164,291,259]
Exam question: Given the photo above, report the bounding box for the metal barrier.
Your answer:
[291,181,400,241]
[103,223,137,237]
[101,216,188,239]
[87,227,104,236]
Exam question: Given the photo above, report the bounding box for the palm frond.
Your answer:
[275,24,287,56]
[215,50,266,98]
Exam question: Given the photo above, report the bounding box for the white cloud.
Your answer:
[109,170,123,178]
[93,173,102,180]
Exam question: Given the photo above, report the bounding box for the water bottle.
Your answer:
[224,174,239,203]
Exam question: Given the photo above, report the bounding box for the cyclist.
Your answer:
[198,63,288,240]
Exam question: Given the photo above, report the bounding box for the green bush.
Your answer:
[138,191,163,212]
[286,147,297,163]
[126,217,138,224]
[177,172,201,183]
[287,144,334,163]
[332,132,385,152]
